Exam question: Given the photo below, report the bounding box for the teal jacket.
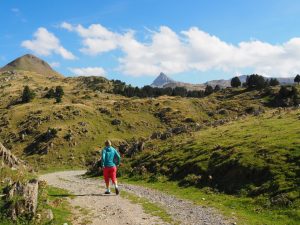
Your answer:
[101,146,121,167]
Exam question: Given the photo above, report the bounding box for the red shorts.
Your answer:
[103,166,117,184]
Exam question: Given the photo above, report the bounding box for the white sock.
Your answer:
[114,184,118,188]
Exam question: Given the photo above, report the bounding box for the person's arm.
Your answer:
[114,148,121,166]
[101,149,105,168]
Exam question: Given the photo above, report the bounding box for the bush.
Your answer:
[245,74,267,89]
[204,85,214,95]
[231,76,241,88]
[269,78,280,86]
[21,86,35,103]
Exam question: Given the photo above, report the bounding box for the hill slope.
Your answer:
[0,54,61,77]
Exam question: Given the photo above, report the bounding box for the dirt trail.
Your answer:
[40,171,232,225]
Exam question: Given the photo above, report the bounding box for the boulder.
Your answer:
[150,131,162,139]
[111,119,122,125]
[45,209,54,221]
[160,132,173,140]
[0,142,25,169]
[5,179,39,220]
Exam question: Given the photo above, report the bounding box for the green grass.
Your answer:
[122,178,300,225]
[126,109,300,225]
[39,185,73,225]
[131,109,300,197]
[121,190,178,224]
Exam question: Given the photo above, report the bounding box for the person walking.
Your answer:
[101,140,121,195]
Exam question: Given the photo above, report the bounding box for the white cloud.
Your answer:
[61,22,300,77]
[49,62,60,68]
[68,67,106,76]
[61,22,73,31]
[21,27,75,60]
[61,23,122,55]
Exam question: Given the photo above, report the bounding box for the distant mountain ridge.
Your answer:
[151,73,295,90]
[0,54,61,77]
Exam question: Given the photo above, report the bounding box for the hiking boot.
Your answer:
[115,187,120,195]
[104,190,111,194]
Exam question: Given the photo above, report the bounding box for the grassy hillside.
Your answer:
[0,54,61,77]
[0,67,299,223]
[129,109,300,203]
[0,69,277,171]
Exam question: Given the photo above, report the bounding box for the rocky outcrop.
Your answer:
[4,179,39,220]
[0,142,24,169]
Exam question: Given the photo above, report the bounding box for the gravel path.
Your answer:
[40,170,233,225]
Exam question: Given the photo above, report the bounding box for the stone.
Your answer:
[5,179,39,220]
[150,131,161,139]
[0,142,25,169]
[111,119,122,125]
[45,209,54,221]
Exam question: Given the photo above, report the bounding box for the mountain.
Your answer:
[151,72,175,87]
[163,82,206,90]
[0,54,61,77]
[204,75,295,87]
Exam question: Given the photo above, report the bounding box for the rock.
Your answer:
[118,142,129,154]
[79,122,87,126]
[184,117,195,123]
[171,125,188,135]
[5,179,39,220]
[45,209,54,221]
[99,107,111,115]
[150,131,162,139]
[111,119,122,125]
[0,142,25,169]
[161,132,172,140]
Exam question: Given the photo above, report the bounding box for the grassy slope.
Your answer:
[132,109,300,196]
[128,109,300,224]
[1,70,299,224]
[0,71,271,171]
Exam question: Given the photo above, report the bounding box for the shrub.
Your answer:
[204,85,214,95]
[21,86,35,103]
[294,74,300,85]
[231,76,241,88]
[269,78,280,86]
[245,74,267,89]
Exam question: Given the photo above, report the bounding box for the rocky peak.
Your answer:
[151,72,175,87]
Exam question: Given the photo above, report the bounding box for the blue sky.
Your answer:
[1,0,300,86]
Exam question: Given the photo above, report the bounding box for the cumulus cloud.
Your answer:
[61,22,300,77]
[21,27,75,60]
[68,67,106,76]
[61,22,123,55]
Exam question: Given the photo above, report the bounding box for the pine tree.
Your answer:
[294,74,300,85]
[22,86,35,103]
[231,76,241,88]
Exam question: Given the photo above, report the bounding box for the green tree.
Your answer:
[204,85,214,96]
[55,86,64,98]
[54,86,64,103]
[269,78,280,86]
[22,86,35,103]
[214,85,221,92]
[279,86,290,98]
[246,74,267,89]
[294,74,300,85]
[45,88,55,98]
[231,76,241,88]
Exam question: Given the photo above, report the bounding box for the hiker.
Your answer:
[101,140,121,195]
